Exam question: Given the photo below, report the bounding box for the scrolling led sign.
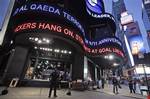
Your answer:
[14,22,124,57]
[13,3,85,36]
[12,3,117,47]
[12,3,124,58]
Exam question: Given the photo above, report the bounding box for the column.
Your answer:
[72,51,84,81]
[3,46,29,85]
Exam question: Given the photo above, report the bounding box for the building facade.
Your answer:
[142,0,150,50]
[112,0,130,69]
[0,0,125,87]
[0,0,15,77]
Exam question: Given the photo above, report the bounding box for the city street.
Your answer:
[0,0,150,99]
[0,85,146,99]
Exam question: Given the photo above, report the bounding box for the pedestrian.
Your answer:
[112,77,119,94]
[66,71,72,96]
[133,79,136,91]
[101,77,105,89]
[128,80,135,93]
[98,79,102,89]
[48,68,60,98]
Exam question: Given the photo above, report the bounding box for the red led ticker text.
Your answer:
[14,22,124,57]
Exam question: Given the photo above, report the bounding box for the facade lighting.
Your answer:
[64,50,67,54]
[35,37,38,41]
[46,39,50,43]
[38,40,42,43]
[43,38,46,41]
[68,51,72,54]
[49,48,52,51]
[10,40,13,44]
[34,46,37,49]
[108,55,114,60]
[113,63,119,66]
[61,50,64,53]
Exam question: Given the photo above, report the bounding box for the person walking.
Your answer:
[133,79,137,91]
[48,68,60,98]
[101,77,105,89]
[128,80,135,93]
[66,72,72,96]
[112,77,119,94]
[98,79,102,89]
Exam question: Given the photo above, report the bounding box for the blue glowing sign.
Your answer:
[86,0,103,15]
[12,3,119,47]
[13,3,85,36]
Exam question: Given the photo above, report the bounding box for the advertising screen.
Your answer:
[129,35,146,55]
[10,2,124,59]
[135,65,150,74]
[121,14,133,25]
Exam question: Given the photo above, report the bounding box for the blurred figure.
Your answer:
[133,79,137,91]
[98,78,102,89]
[66,72,72,96]
[112,77,119,94]
[128,80,135,93]
[101,77,105,89]
[48,68,60,98]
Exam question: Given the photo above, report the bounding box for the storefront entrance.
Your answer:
[25,58,72,82]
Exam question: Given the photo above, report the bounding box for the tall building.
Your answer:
[112,0,126,37]
[112,1,147,80]
[142,0,150,49]
[112,0,130,68]
[0,0,15,77]
[0,0,15,45]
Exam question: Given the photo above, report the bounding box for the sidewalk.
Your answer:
[0,87,143,99]
[96,84,146,99]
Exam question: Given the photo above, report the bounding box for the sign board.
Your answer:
[121,14,134,25]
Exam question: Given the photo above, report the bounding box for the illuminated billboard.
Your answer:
[120,12,134,25]
[9,2,125,59]
[135,65,150,74]
[129,35,146,55]
[13,22,124,58]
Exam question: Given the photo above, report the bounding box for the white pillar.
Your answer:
[84,56,88,80]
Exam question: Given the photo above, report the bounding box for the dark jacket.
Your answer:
[129,81,133,89]
[50,70,59,84]
[112,78,118,86]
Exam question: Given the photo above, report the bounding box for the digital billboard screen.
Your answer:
[129,35,146,55]
[10,2,125,59]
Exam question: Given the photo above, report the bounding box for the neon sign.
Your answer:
[14,22,124,57]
